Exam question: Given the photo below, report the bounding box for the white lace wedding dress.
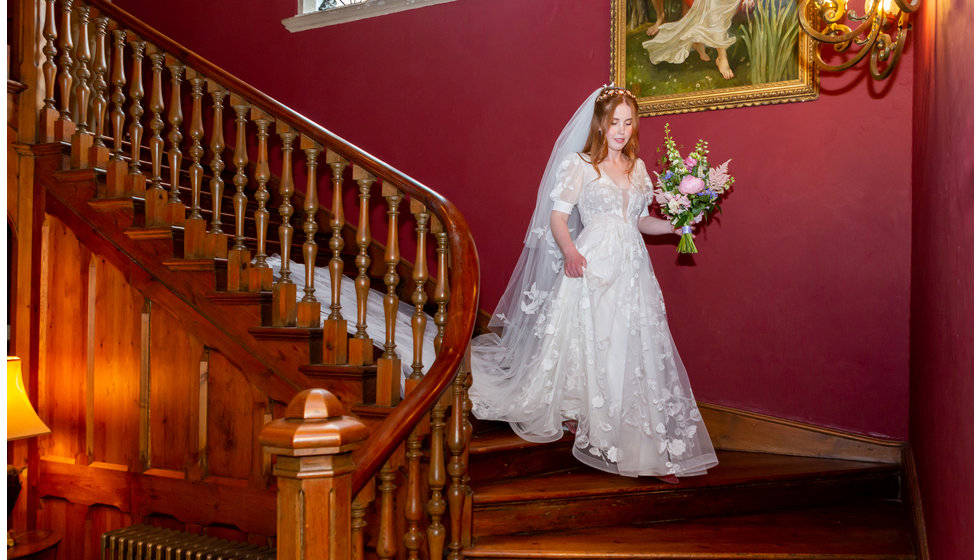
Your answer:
[642,0,741,65]
[469,154,718,478]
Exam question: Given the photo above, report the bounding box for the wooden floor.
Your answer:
[463,423,916,560]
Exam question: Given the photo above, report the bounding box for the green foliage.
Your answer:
[737,0,800,84]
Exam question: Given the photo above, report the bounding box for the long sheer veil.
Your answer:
[470,87,603,422]
[486,86,603,336]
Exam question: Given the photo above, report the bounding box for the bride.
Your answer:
[468,87,718,480]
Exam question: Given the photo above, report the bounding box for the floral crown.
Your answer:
[595,87,636,103]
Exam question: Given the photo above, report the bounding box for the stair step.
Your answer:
[469,425,578,482]
[471,450,899,537]
[465,499,914,559]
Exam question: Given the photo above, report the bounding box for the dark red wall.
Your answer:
[909,0,974,555]
[114,0,914,439]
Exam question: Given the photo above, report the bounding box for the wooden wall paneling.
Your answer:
[86,505,133,560]
[147,300,204,473]
[188,348,209,481]
[139,300,151,470]
[205,350,262,482]
[37,497,67,560]
[38,215,89,464]
[38,497,88,560]
[91,255,143,469]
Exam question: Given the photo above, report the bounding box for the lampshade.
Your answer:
[7,357,51,441]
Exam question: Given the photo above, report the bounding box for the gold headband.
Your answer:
[596,87,636,103]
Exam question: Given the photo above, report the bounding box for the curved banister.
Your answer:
[86,0,481,497]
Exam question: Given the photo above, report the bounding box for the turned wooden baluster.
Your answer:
[402,203,432,560]
[126,36,146,195]
[249,110,274,292]
[40,0,59,141]
[183,71,208,258]
[70,5,93,167]
[88,16,110,168]
[227,97,252,292]
[104,28,127,198]
[297,137,322,327]
[207,83,228,258]
[165,57,185,225]
[375,460,399,560]
[322,151,349,364]
[432,221,450,353]
[410,205,430,381]
[426,219,451,559]
[54,0,75,141]
[272,124,298,327]
[376,184,403,405]
[143,48,167,226]
[352,482,375,560]
[349,167,375,365]
[447,352,473,560]
[426,395,450,560]
[404,421,425,560]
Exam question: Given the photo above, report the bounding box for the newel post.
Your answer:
[260,389,369,560]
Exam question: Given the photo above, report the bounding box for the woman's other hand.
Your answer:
[563,249,587,277]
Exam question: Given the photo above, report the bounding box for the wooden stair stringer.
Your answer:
[36,145,327,406]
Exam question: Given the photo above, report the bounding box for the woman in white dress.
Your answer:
[469,87,717,481]
[642,0,741,79]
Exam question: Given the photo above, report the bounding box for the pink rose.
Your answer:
[678,175,705,195]
[683,156,697,170]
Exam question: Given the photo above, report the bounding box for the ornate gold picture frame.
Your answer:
[611,0,819,116]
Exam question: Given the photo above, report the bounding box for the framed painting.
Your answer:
[611,0,819,116]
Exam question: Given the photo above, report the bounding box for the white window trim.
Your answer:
[283,0,458,32]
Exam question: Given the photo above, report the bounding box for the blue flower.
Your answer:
[664,171,674,180]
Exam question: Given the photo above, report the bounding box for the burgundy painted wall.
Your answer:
[114,0,913,439]
[909,0,974,555]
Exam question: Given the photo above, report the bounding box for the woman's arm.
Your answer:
[638,215,683,236]
[551,211,587,277]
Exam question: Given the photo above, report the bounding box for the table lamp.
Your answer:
[7,356,51,543]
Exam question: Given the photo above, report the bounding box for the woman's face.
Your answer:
[604,102,635,154]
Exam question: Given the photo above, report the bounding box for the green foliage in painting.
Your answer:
[737,0,800,83]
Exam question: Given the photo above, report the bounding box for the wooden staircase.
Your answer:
[461,422,916,559]
[7,0,922,558]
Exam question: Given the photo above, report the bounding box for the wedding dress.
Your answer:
[467,88,717,477]
[266,255,437,386]
[642,0,742,65]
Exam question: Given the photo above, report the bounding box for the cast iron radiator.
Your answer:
[101,525,275,559]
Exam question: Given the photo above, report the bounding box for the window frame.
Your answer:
[283,0,458,32]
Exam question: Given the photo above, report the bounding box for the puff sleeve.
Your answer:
[549,153,586,215]
[637,158,654,218]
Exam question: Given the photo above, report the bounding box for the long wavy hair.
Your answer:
[581,88,640,175]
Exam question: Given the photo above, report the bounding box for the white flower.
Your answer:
[592,394,605,408]
[655,423,667,435]
[521,283,547,315]
[607,446,619,462]
[667,439,687,456]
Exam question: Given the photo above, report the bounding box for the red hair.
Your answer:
[581,88,640,175]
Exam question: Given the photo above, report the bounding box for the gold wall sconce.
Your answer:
[798,0,920,79]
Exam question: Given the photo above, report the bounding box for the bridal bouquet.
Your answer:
[653,124,735,254]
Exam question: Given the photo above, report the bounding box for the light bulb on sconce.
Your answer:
[798,0,919,79]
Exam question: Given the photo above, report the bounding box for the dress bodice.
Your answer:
[550,154,655,228]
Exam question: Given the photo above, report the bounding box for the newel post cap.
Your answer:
[259,388,369,458]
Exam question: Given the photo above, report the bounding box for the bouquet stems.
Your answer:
[677,225,697,254]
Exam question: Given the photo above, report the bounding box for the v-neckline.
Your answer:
[598,165,635,192]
